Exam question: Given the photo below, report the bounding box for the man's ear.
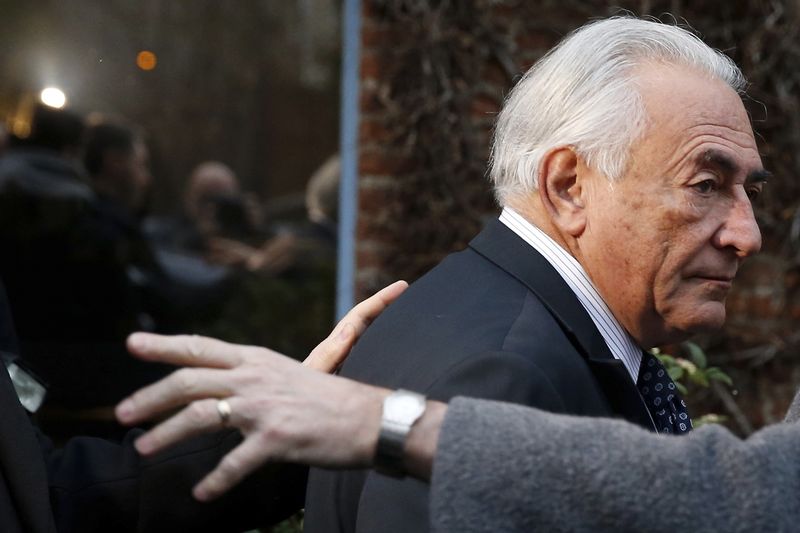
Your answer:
[537,147,586,237]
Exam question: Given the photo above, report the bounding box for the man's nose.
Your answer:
[714,190,762,258]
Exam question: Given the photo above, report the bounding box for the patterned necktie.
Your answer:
[637,350,692,434]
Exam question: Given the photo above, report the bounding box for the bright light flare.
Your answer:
[40,87,67,109]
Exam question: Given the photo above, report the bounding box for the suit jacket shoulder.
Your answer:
[306,220,650,533]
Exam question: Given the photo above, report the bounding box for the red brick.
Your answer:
[358,183,398,210]
[361,0,381,20]
[469,93,501,116]
[515,31,555,52]
[356,243,393,270]
[481,60,513,88]
[359,118,395,144]
[360,51,384,80]
[362,24,398,49]
[359,150,417,175]
[356,217,397,242]
[491,3,525,20]
[359,84,387,114]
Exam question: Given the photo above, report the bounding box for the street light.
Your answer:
[40,87,67,109]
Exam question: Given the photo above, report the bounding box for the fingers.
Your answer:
[132,397,234,456]
[303,323,356,372]
[127,333,248,368]
[348,280,408,335]
[116,367,235,425]
[303,280,408,372]
[192,436,270,501]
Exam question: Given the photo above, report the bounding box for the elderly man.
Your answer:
[119,16,768,532]
[298,17,765,532]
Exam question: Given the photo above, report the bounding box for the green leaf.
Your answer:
[677,358,698,375]
[675,382,688,395]
[688,370,709,387]
[657,354,677,366]
[683,341,707,369]
[706,367,734,387]
[667,366,684,381]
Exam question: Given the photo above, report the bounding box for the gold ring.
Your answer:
[216,399,232,425]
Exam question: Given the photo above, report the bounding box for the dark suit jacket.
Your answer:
[0,278,306,532]
[305,219,655,533]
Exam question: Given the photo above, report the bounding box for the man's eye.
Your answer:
[746,184,764,201]
[692,179,717,194]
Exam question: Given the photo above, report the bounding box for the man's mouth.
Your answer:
[693,274,735,288]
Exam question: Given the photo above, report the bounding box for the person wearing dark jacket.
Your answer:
[0,276,305,532]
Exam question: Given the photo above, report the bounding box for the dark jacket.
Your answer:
[305,219,654,533]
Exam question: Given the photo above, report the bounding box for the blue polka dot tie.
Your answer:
[637,351,692,434]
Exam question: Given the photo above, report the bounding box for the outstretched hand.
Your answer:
[115,280,408,501]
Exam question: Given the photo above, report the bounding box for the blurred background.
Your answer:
[0,0,341,209]
[0,0,343,455]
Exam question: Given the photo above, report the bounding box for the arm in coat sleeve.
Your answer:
[430,394,800,533]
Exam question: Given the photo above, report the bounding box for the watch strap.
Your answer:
[374,389,426,478]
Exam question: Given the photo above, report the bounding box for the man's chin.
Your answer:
[678,309,727,338]
[656,304,727,345]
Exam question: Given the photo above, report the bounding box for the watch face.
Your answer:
[386,392,425,423]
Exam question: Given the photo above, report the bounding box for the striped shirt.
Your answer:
[499,207,642,382]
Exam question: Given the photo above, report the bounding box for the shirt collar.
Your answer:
[499,207,642,382]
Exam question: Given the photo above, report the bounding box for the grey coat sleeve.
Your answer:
[430,394,800,533]
[784,390,800,423]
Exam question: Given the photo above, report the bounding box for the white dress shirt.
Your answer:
[499,207,642,382]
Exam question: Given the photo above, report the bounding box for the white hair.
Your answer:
[489,17,747,205]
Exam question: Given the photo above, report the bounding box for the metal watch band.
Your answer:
[374,389,426,478]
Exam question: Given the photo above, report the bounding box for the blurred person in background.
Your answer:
[145,160,265,256]
[209,154,338,275]
[199,155,339,358]
[84,120,152,219]
[0,112,237,440]
[0,105,93,407]
[0,114,172,438]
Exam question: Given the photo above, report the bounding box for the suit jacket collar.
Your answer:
[469,218,655,431]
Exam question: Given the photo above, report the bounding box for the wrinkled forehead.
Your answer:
[635,64,762,169]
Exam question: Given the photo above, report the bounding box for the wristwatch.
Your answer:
[374,389,427,478]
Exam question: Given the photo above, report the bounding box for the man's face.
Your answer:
[109,140,152,212]
[127,141,152,209]
[578,64,767,347]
